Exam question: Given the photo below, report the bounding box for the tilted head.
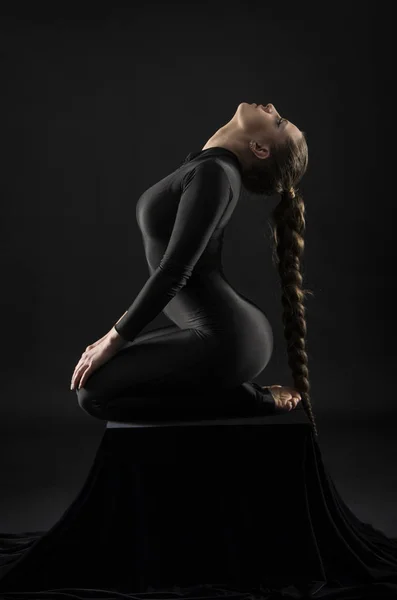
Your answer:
[230,102,309,196]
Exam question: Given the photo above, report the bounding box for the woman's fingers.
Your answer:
[71,348,92,389]
[71,361,83,382]
[286,388,301,402]
[71,361,88,390]
[291,396,300,408]
[77,364,92,389]
[72,353,87,376]
[71,365,82,389]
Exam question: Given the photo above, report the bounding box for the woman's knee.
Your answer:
[76,387,108,421]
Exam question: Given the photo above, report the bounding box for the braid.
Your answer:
[269,187,319,437]
[239,128,313,429]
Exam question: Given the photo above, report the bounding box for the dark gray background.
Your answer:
[0,4,395,537]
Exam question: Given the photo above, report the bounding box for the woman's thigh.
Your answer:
[76,324,220,418]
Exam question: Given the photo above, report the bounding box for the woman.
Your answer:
[71,102,317,435]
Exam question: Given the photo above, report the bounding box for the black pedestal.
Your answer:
[0,412,396,599]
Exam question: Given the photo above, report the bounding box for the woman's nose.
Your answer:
[266,104,282,119]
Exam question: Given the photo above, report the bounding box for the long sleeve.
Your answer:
[114,160,232,342]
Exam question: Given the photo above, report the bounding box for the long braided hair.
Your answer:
[240,132,318,437]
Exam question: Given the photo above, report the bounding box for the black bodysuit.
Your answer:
[76,147,277,423]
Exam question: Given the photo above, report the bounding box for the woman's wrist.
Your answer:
[107,326,127,349]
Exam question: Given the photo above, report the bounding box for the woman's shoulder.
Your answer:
[180,155,241,189]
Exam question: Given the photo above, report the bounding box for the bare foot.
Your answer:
[262,385,301,413]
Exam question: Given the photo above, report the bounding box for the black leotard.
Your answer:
[76,147,276,423]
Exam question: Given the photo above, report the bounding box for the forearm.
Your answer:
[113,266,189,342]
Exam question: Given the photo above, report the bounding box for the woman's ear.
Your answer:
[249,140,270,160]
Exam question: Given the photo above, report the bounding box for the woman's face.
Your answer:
[235,102,302,159]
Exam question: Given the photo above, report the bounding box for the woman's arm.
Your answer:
[114,160,233,342]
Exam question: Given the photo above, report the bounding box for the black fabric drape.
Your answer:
[0,416,396,599]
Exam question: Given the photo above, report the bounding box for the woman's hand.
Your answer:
[70,327,126,391]
[263,384,302,411]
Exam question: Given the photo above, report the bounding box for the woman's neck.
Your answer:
[202,122,251,170]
